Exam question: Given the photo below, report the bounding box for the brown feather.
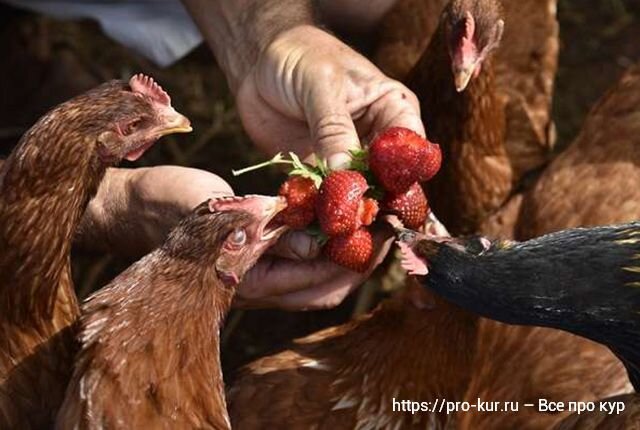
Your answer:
[0,83,121,429]
[228,279,629,429]
[516,63,640,238]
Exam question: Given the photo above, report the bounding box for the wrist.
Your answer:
[182,0,315,92]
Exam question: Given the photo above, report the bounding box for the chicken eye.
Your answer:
[228,228,247,247]
[120,118,143,136]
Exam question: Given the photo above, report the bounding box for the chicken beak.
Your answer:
[453,63,476,92]
[157,108,192,136]
[259,196,288,242]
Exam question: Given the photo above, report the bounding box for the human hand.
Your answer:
[236,25,425,169]
[237,227,394,310]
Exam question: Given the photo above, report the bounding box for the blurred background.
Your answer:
[0,0,639,376]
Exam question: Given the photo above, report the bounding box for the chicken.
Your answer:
[399,223,640,429]
[56,195,288,429]
[376,0,557,208]
[404,0,512,235]
[0,74,191,429]
[229,242,626,430]
[515,63,640,239]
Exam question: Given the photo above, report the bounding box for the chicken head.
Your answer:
[445,0,504,91]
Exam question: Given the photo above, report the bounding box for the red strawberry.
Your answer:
[325,228,373,272]
[369,127,438,194]
[275,176,318,229]
[383,182,429,229]
[316,170,370,236]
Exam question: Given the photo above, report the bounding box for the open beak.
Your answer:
[393,211,451,276]
[389,211,450,244]
[258,196,289,242]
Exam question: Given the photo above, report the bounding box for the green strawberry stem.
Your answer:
[232,152,293,176]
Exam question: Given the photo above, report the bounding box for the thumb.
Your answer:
[267,230,321,260]
[305,87,361,170]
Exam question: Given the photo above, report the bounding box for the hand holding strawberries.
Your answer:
[235,26,426,169]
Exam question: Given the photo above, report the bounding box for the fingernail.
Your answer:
[326,153,353,170]
[288,232,320,259]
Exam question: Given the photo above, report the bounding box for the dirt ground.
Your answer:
[0,0,639,376]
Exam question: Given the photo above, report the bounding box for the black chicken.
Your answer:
[398,222,640,391]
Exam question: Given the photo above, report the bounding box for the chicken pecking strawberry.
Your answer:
[382,182,429,229]
[275,176,318,229]
[324,228,373,272]
[368,127,442,194]
[316,170,378,236]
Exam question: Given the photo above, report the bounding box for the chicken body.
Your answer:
[0,75,190,429]
[57,196,287,430]
[517,63,640,239]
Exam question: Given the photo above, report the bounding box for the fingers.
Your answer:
[358,80,426,140]
[262,271,361,311]
[267,230,321,260]
[237,258,349,304]
[304,76,362,169]
[236,224,394,310]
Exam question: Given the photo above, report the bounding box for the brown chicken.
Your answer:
[376,0,558,220]
[57,195,288,429]
[227,1,629,428]
[517,63,640,239]
[404,0,512,235]
[0,74,191,429]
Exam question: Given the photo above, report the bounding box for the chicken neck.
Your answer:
[64,250,235,428]
[0,128,106,325]
[0,122,105,429]
[407,21,512,235]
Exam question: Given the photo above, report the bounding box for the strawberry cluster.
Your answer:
[233,127,441,272]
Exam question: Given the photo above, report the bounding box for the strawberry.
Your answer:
[369,127,440,194]
[382,182,429,229]
[275,176,318,229]
[325,228,373,272]
[316,170,370,236]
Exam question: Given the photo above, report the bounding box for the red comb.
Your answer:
[129,73,171,106]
